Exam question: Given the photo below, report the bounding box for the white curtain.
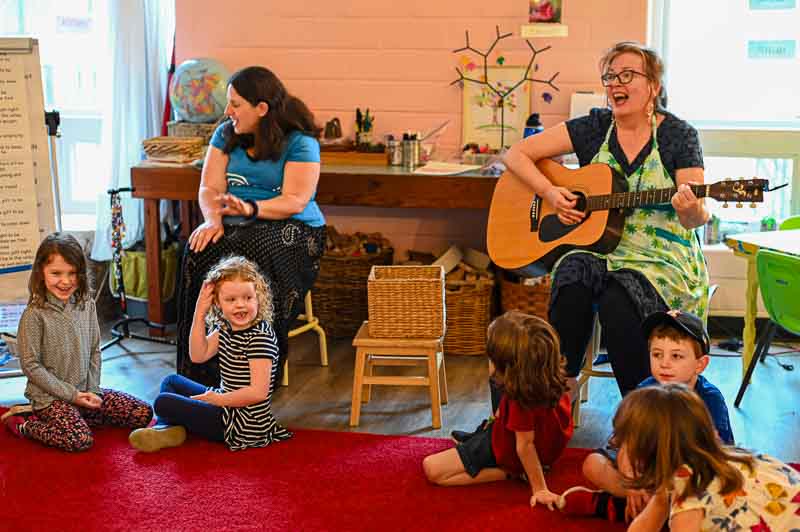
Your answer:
[90,0,175,261]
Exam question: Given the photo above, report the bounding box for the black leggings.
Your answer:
[549,279,651,396]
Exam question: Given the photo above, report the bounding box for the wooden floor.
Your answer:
[1,323,798,461]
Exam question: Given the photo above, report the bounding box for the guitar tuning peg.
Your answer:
[750,203,756,208]
[722,202,729,208]
[736,202,743,208]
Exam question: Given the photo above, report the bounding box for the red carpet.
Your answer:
[4,410,799,532]
[0,412,629,532]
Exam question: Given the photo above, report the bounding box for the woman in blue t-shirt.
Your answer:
[177,66,326,386]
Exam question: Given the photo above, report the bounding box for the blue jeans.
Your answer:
[153,374,225,442]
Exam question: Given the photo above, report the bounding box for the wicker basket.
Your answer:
[313,248,394,338]
[142,136,206,163]
[499,275,551,320]
[444,278,495,356]
[167,120,219,144]
[367,265,445,339]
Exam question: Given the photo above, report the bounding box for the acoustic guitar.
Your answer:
[486,158,768,277]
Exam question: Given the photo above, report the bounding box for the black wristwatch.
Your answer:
[241,199,259,226]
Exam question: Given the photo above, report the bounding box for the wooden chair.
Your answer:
[350,321,448,429]
[281,291,328,386]
[572,285,718,426]
[572,313,607,427]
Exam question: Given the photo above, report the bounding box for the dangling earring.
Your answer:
[646,100,654,121]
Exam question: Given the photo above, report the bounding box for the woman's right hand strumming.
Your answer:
[188,221,224,253]
[543,186,585,226]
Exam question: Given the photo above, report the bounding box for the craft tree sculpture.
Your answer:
[452,26,560,148]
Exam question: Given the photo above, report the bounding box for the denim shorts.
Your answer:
[456,424,497,477]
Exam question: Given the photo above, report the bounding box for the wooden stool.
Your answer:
[350,321,448,429]
[573,314,609,427]
[282,291,328,387]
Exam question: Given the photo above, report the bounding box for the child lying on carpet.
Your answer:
[606,384,800,531]
[129,255,290,452]
[562,309,734,523]
[422,311,574,509]
[4,233,153,451]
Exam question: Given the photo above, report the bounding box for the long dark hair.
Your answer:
[221,66,321,161]
[487,311,568,409]
[610,384,753,499]
[28,233,89,308]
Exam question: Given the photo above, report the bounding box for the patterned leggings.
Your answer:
[24,389,153,452]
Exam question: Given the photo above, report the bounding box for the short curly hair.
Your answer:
[204,255,273,328]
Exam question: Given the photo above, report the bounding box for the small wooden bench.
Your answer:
[350,321,448,429]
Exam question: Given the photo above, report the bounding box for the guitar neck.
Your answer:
[586,184,707,212]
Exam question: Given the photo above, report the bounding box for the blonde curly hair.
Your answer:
[204,255,273,328]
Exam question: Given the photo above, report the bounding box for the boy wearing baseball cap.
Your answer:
[559,309,733,521]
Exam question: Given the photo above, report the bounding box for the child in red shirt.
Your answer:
[423,311,574,508]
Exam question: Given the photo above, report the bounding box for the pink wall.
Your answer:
[176,0,647,260]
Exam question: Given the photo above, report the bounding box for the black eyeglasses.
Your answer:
[601,70,647,86]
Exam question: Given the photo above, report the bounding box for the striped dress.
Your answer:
[214,320,291,451]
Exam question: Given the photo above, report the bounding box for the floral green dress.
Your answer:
[556,115,709,321]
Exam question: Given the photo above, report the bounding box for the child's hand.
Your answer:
[195,281,215,316]
[625,489,652,522]
[191,390,222,406]
[530,489,561,510]
[75,391,103,409]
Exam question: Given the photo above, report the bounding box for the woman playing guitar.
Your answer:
[503,42,709,398]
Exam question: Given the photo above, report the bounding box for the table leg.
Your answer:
[143,198,165,336]
[179,201,193,240]
[741,256,759,377]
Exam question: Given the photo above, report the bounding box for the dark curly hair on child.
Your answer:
[487,310,568,409]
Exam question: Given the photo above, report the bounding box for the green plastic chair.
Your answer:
[734,249,800,406]
[779,215,800,231]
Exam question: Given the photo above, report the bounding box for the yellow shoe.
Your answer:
[129,425,187,452]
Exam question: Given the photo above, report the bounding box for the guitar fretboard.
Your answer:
[587,185,707,211]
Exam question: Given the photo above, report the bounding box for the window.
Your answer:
[699,129,799,240]
[650,0,799,239]
[1,0,111,230]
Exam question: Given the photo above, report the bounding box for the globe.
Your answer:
[169,58,230,123]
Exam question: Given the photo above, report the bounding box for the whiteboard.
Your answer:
[0,38,56,302]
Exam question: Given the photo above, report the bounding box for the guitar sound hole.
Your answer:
[539,192,588,243]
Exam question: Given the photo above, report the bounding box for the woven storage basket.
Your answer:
[167,121,219,144]
[314,248,394,338]
[367,265,445,339]
[499,275,551,320]
[142,136,205,163]
[444,278,495,356]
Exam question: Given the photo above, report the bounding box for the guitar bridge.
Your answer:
[530,195,541,232]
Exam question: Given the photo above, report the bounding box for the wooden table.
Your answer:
[131,163,496,332]
[724,229,800,375]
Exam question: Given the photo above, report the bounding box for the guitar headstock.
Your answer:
[707,178,768,206]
